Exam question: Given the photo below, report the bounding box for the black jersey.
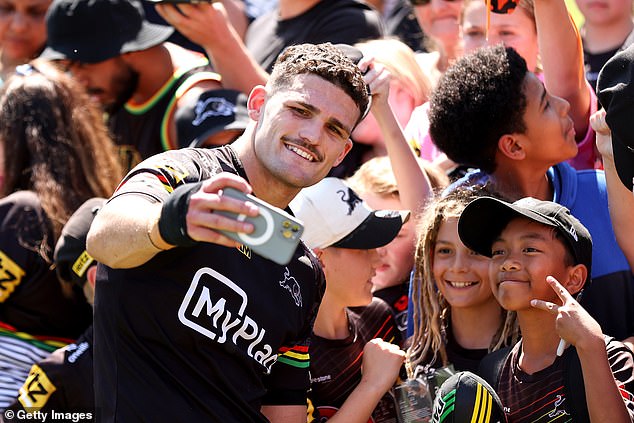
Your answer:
[0,191,91,339]
[373,282,409,342]
[94,147,326,422]
[6,327,94,416]
[108,56,221,169]
[0,191,92,410]
[245,0,383,73]
[495,339,634,422]
[307,298,400,422]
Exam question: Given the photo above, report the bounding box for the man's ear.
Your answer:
[498,134,526,161]
[247,85,267,121]
[332,138,353,167]
[563,264,588,296]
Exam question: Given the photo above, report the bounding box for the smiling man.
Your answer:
[85,43,369,423]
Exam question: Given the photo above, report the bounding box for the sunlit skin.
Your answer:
[514,73,578,166]
[243,74,356,198]
[361,192,415,291]
[61,57,138,113]
[432,218,496,309]
[576,0,633,27]
[462,1,539,72]
[352,81,416,152]
[319,247,381,308]
[489,218,581,312]
[0,0,50,77]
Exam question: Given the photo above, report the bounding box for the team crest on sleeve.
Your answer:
[178,267,278,371]
[17,364,57,409]
[0,250,26,302]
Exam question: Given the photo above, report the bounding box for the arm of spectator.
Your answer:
[319,339,405,423]
[590,110,634,270]
[535,0,591,137]
[532,275,632,422]
[156,2,268,93]
[359,57,433,217]
[86,172,258,268]
[261,405,307,423]
[220,0,248,40]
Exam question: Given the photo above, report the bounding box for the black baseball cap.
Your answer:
[54,198,106,287]
[175,89,250,148]
[458,197,593,282]
[41,0,174,64]
[432,371,507,423]
[597,43,634,191]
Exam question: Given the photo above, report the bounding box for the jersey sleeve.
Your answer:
[606,338,634,419]
[110,148,222,203]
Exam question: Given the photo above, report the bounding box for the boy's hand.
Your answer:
[531,276,604,353]
[360,339,405,394]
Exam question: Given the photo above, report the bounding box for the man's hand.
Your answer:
[183,172,260,247]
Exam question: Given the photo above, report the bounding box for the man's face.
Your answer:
[489,218,574,312]
[250,73,357,190]
[63,56,138,113]
[513,73,578,166]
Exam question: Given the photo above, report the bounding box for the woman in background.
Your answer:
[0,60,123,410]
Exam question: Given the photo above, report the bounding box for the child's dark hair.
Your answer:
[429,45,529,173]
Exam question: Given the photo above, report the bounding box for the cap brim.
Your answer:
[40,22,173,63]
[332,210,409,249]
[612,135,634,191]
[458,197,559,257]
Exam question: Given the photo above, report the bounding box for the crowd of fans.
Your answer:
[0,0,633,422]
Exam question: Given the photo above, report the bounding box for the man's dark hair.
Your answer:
[269,43,370,125]
[429,45,528,173]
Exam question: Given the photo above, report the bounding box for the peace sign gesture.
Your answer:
[530,276,604,354]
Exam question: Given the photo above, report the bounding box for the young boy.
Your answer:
[429,45,633,345]
[290,177,407,422]
[458,196,634,422]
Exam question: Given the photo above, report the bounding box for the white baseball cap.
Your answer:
[289,177,409,250]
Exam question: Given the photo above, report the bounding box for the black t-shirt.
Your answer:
[496,340,634,421]
[307,298,401,422]
[245,0,384,73]
[373,283,409,342]
[583,28,634,93]
[93,147,326,422]
[0,191,91,338]
[109,60,221,169]
[6,326,94,417]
